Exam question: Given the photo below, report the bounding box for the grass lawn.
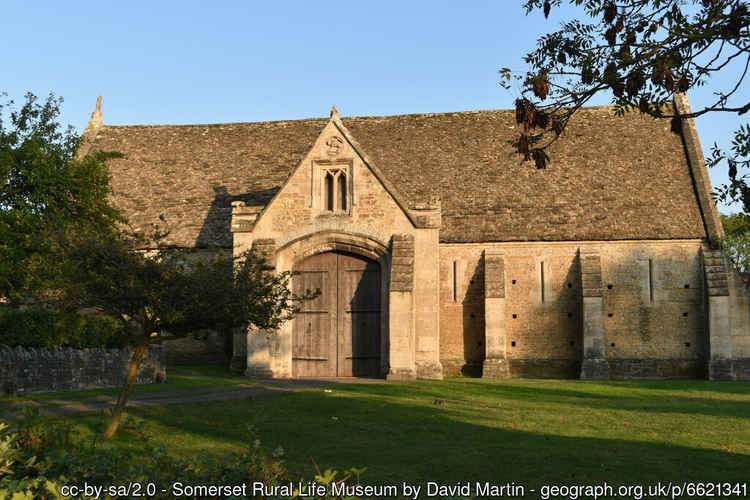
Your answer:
[63,377,750,494]
[0,368,253,404]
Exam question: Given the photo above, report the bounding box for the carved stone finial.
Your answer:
[89,95,103,128]
[330,105,339,119]
[76,95,104,159]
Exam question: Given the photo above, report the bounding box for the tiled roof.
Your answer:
[90,106,707,247]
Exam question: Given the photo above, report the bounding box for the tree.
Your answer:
[59,233,316,440]
[721,212,750,271]
[505,1,749,209]
[0,92,122,301]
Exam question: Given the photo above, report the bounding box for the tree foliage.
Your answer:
[58,232,317,440]
[721,212,750,271]
[61,236,310,342]
[506,0,749,208]
[0,307,125,348]
[0,92,122,301]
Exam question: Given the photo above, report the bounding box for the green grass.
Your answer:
[0,373,254,404]
[61,378,750,491]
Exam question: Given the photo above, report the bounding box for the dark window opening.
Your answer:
[325,172,334,211]
[648,258,654,303]
[541,261,545,303]
[452,261,457,302]
[511,341,516,347]
[338,173,347,211]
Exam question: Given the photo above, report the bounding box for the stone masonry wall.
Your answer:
[0,345,166,395]
[729,265,750,359]
[248,121,414,245]
[439,247,485,376]
[601,243,704,377]
[440,240,705,378]
[164,331,228,365]
[727,259,750,379]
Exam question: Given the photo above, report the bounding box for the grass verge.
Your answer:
[0,372,253,405]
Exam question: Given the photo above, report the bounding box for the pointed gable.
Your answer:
[250,113,415,239]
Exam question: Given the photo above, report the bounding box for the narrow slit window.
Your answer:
[338,173,347,211]
[648,258,654,303]
[452,261,457,302]
[540,261,545,303]
[325,172,334,211]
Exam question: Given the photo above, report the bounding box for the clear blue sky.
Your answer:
[3,1,746,213]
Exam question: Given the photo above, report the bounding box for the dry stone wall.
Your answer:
[0,345,165,395]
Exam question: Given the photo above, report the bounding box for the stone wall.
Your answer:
[164,331,228,365]
[0,345,166,395]
[440,240,706,378]
[439,247,485,376]
[729,264,750,360]
[704,249,750,380]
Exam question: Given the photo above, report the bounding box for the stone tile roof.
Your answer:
[89,107,707,247]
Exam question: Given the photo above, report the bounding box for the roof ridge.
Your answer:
[101,117,329,129]
[100,104,619,129]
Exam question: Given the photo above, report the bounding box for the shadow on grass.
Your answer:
[79,381,750,490]
[593,379,750,396]
[313,379,750,419]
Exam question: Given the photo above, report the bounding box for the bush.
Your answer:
[0,307,125,348]
[0,411,366,499]
[0,409,71,499]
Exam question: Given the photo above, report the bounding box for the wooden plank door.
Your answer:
[338,253,381,377]
[292,251,381,377]
[292,252,337,377]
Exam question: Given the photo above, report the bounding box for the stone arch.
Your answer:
[275,229,390,270]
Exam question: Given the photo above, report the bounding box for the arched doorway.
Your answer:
[292,251,381,377]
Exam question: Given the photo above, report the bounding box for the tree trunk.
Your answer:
[101,341,149,441]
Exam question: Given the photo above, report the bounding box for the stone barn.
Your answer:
[79,94,750,381]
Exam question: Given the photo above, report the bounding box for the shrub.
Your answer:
[0,410,69,499]
[0,410,367,499]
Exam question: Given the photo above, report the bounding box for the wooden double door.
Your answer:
[292,251,382,377]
